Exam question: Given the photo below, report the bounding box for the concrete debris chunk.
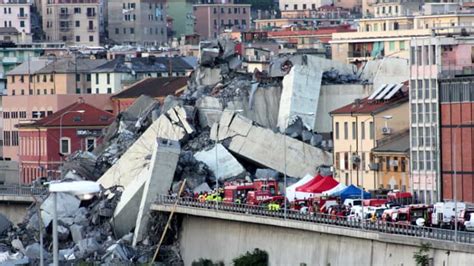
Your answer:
[75,238,100,256]
[194,143,246,181]
[59,248,75,261]
[70,224,85,244]
[196,96,223,128]
[24,243,48,260]
[57,225,70,241]
[0,213,12,235]
[40,192,80,228]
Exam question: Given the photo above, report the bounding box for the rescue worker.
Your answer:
[198,193,206,203]
[370,212,377,223]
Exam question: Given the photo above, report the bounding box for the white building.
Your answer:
[0,0,32,35]
[279,0,333,11]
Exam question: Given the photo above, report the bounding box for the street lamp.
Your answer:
[452,120,474,242]
[49,181,101,266]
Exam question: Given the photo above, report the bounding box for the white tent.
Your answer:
[286,174,313,202]
[322,183,347,197]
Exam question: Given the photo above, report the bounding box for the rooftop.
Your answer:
[36,58,108,74]
[112,77,188,99]
[0,27,19,35]
[92,57,194,74]
[372,130,410,154]
[7,58,52,75]
[22,101,114,128]
[330,83,409,115]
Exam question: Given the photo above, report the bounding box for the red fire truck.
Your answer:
[223,179,284,205]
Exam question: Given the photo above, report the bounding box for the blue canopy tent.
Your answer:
[332,185,371,201]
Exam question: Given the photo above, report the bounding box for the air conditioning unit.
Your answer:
[382,127,392,135]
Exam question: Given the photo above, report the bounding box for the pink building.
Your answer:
[18,101,114,183]
[0,0,32,36]
[2,94,113,161]
[193,0,251,40]
[334,0,362,13]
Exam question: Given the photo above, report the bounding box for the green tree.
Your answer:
[413,243,431,266]
[233,248,268,266]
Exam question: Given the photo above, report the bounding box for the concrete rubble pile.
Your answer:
[61,95,160,180]
[1,35,405,264]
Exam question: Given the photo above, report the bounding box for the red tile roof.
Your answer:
[330,92,409,115]
[111,77,187,99]
[26,101,114,128]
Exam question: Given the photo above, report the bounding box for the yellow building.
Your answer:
[372,130,410,191]
[330,83,409,191]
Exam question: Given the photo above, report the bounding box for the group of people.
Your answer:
[195,188,225,203]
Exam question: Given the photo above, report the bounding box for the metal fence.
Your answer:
[156,195,474,245]
[0,185,46,196]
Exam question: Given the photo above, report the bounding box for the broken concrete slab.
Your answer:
[277,64,322,132]
[196,96,224,128]
[57,225,70,241]
[70,224,85,244]
[0,213,12,235]
[213,113,332,178]
[75,238,100,256]
[40,192,80,228]
[194,144,246,181]
[132,138,181,245]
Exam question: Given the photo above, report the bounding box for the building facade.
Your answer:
[408,34,474,204]
[107,0,167,46]
[193,0,251,40]
[167,0,194,37]
[331,84,409,191]
[18,101,114,183]
[372,130,410,192]
[42,0,100,46]
[0,0,32,36]
[439,77,474,203]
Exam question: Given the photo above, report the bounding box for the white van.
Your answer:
[432,202,467,228]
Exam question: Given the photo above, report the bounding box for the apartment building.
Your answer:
[193,0,251,40]
[330,2,474,64]
[330,84,409,191]
[42,0,100,46]
[107,0,167,46]
[0,0,32,36]
[410,33,474,203]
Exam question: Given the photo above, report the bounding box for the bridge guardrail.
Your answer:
[155,195,474,245]
[0,185,46,197]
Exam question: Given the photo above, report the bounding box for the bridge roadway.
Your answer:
[151,196,474,266]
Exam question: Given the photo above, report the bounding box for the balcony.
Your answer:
[59,13,70,19]
[17,13,28,19]
[60,26,71,32]
[86,13,96,18]
[87,27,96,32]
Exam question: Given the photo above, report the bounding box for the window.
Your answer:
[352,122,357,140]
[20,21,25,28]
[3,112,9,119]
[50,89,55,94]
[389,41,395,51]
[95,88,99,94]
[335,122,340,139]
[86,138,96,152]
[303,4,307,9]
[344,152,349,170]
[11,76,14,83]
[369,122,374,139]
[74,7,81,14]
[21,90,24,95]
[76,88,81,94]
[11,131,18,146]
[86,88,92,94]
[106,73,110,84]
[75,21,80,27]
[344,122,348,140]
[60,137,71,155]
[361,121,365,139]
[130,28,134,34]
[43,89,47,95]
[115,28,119,34]
[386,156,391,171]
[399,41,405,50]
[95,73,99,84]
[19,111,26,118]
[3,131,10,146]
[294,4,297,10]
[86,74,91,82]
[107,88,112,94]
[89,36,94,42]
[401,158,406,172]
[12,90,15,96]
[75,36,80,42]
[76,74,80,82]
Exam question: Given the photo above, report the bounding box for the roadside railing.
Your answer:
[0,185,46,197]
[156,195,474,245]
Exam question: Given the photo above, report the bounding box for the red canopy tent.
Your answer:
[295,174,323,191]
[296,176,338,193]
